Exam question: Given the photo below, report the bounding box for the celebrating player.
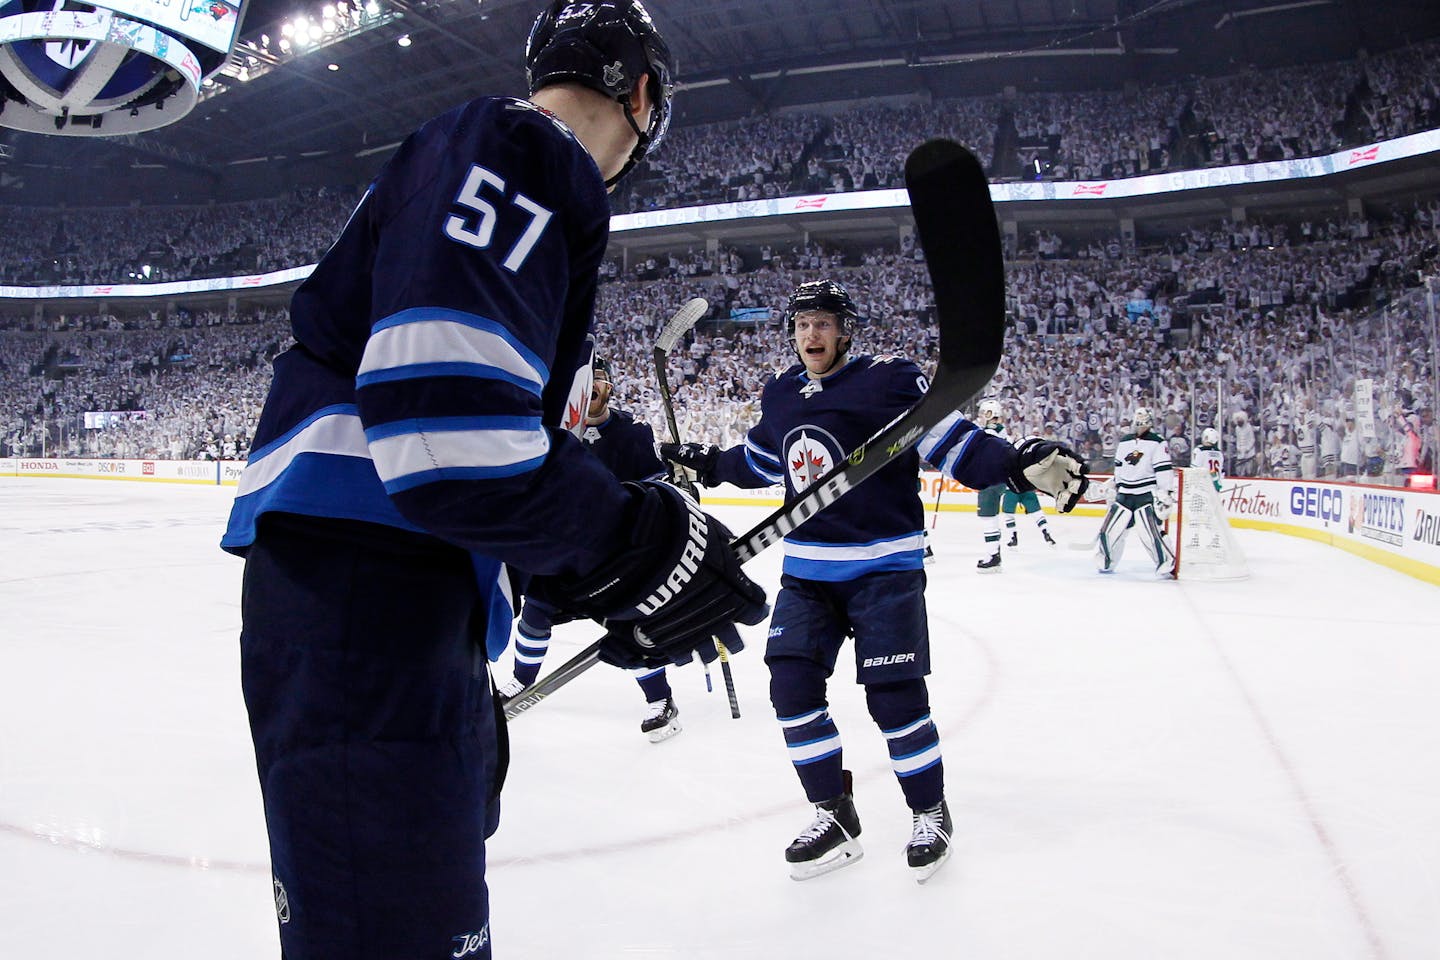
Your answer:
[221,4,767,957]
[498,355,745,742]
[1096,406,1176,576]
[661,279,1087,883]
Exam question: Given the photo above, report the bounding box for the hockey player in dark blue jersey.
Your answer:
[498,355,744,742]
[662,279,1086,883]
[220,5,766,957]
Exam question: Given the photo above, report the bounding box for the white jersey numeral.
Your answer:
[443,164,554,273]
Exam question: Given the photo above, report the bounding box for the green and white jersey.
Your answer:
[1113,430,1174,498]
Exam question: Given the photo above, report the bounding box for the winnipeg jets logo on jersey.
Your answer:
[784,428,842,492]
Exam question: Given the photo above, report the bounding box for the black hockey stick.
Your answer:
[652,297,741,717]
[504,139,1004,721]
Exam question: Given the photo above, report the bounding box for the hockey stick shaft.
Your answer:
[715,636,740,718]
[652,298,739,714]
[504,140,1002,721]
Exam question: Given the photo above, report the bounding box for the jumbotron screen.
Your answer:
[90,0,244,53]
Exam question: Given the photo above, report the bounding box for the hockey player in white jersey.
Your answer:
[973,398,1007,571]
[1191,426,1224,491]
[1097,406,1176,576]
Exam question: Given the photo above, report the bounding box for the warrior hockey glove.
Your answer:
[658,442,721,487]
[530,481,768,669]
[1007,437,1090,513]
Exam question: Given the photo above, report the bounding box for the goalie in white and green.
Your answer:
[1096,406,1176,577]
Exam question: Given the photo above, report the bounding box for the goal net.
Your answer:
[1171,467,1250,580]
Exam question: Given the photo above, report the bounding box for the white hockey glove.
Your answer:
[1007,438,1090,513]
[1153,490,1175,521]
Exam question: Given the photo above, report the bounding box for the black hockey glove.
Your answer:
[658,442,721,487]
[1007,437,1090,513]
[530,481,768,669]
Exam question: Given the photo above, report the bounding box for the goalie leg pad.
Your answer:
[1136,503,1176,576]
[1096,501,1134,572]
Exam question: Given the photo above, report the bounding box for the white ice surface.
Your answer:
[2,479,1438,959]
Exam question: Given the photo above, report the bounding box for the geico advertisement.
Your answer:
[1225,477,1440,566]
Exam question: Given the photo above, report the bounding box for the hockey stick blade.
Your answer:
[506,139,1004,721]
[654,299,708,498]
[656,297,708,354]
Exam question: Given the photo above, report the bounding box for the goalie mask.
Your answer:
[527,0,677,188]
[1132,406,1154,432]
[786,279,857,375]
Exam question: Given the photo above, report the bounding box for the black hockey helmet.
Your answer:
[786,279,859,333]
[526,1,676,187]
[786,279,857,371]
[592,354,613,383]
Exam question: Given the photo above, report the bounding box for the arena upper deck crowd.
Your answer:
[1,40,1436,287]
[3,202,1434,483]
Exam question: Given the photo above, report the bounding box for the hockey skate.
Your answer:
[1042,529,1056,546]
[907,799,953,884]
[786,770,863,880]
[976,552,1001,573]
[1006,532,1019,548]
[640,697,682,743]
[495,676,527,709]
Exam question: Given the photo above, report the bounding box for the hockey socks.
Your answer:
[778,707,844,802]
[511,613,553,688]
[633,666,673,704]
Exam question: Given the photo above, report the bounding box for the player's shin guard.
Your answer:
[866,681,943,812]
[771,659,845,802]
[778,707,845,802]
[1095,501,1134,573]
[633,666,672,704]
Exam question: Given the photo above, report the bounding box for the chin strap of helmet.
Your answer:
[605,92,650,188]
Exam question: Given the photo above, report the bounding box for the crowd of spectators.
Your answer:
[3,41,1436,287]
[1,308,286,461]
[5,208,1433,484]
[0,188,360,287]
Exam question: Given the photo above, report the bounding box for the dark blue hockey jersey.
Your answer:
[582,408,666,482]
[221,97,637,657]
[713,354,1016,581]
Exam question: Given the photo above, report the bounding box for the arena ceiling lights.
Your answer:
[204,0,400,95]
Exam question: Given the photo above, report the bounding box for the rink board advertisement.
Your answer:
[4,463,1437,583]
[1221,477,1440,584]
[0,457,228,484]
[709,473,1440,585]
